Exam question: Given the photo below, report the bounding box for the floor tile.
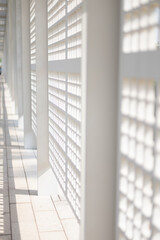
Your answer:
[9,177,28,190]
[10,203,35,223]
[54,201,75,219]
[31,196,55,212]
[9,189,30,204]
[35,211,63,232]
[8,160,23,169]
[62,219,80,240]
[12,222,39,240]
[8,168,25,178]
[40,231,67,240]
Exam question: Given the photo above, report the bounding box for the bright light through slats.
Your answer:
[48,0,82,220]
[67,5,82,59]
[118,78,160,240]
[31,71,37,136]
[30,0,36,64]
[119,2,160,238]
[123,0,160,53]
[48,71,81,220]
[48,0,66,60]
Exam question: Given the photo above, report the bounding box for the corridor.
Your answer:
[0,78,79,240]
[0,0,123,239]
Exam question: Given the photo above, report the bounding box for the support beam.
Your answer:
[2,17,7,81]
[35,0,58,195]
[12,0,18,114]
[2,32,7,78]
[21,0,36,148]
[81,0,119,239]
[16,0,23,127]
[7,0,14,103]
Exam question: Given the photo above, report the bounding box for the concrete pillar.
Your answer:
[2,33,7,78]
[21,0,36,148]
[2,25,7,78]
[4,9,9,84]
[81,0,119,239]
[16,0,23,128]
[7,0,14,100]
[35,0,58,195]
[11,0,18,114]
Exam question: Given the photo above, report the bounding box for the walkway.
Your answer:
[0,79,79,240]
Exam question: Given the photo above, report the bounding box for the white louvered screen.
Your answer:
[48,0,82,221]
[30,0,36,64]
[118,1,160,240]
[31,71,37,135]
[30,0,37,135]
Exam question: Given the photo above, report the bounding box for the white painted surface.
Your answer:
[16,0,24,127]
[47,0,82,221]
[21,0,36,149]
[81,0,119,239]
[38,168,59,196]
[35,0,58,195]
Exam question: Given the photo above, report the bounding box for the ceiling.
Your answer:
[0,0,7,57]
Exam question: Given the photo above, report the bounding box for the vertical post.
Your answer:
[2,33,7,78]
[21,0,36,148]
[2,22,8,79]
[81,0,119,239]
[35,0,58,195]
[5,8,9,84]
[12,0,18,114]
[16,0,23,127]
[7,0,14,99]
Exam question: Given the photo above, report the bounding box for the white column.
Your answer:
[21,0,36,148]
[5,9,9,84]
[81,0,120,239]
[7,0,14,99]
[11,0,18,114]
[35,0,58,195]
[2,33,7,78]
[2,25,7,78]
[16,0,23,127]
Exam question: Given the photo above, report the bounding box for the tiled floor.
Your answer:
[0,79,79,240]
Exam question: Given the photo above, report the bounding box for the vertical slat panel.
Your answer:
[31,70,37,135]
[30,0,37,136]
[48,0,82,220]
[30,0,36,64]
